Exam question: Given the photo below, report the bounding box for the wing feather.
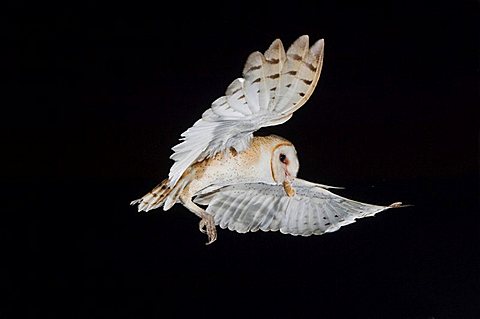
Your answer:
[242,52,264,113]
[167,36,324,187]
[312,202,327,235]
[227,194,255,232]
[305,202,317,236]
[273,36,324,115]
[295,199,310,235]
[195,179,400,237]
[225,78,254,115]
[245,196,266,231]
[211,193,231,228]
[236,195,265,233]
[216,193,242,229]
[261,195,286,232]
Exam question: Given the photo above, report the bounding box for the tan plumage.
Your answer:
[131,35,403,244]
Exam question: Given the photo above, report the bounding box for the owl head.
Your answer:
[270,141,299,185]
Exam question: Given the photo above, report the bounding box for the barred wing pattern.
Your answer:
[194,179,396,236]
[168,35,324,186]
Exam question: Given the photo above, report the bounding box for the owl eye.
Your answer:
[279,153,287,163]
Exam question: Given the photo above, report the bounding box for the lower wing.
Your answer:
[194,178,403,236]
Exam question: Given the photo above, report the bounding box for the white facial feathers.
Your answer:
[270,143,299,184]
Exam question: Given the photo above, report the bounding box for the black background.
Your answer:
[8,1,479,318]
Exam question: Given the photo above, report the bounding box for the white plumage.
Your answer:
[131,35,402,244]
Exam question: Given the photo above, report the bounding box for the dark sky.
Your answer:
[9,1,479,318]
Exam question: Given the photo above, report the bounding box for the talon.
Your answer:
[199,219,207,233]
[199,214,217,245]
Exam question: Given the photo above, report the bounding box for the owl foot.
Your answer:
[283,180,296,197]
[199,214,217,245]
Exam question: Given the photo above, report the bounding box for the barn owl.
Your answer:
[131,35,402,244]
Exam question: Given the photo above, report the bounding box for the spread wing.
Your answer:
[168,35,324,186]
[194,179,401,236]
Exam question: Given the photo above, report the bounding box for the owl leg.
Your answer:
[180,196,217,245]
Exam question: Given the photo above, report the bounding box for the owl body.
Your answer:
[185,135,291,197]
[132,134,299,217]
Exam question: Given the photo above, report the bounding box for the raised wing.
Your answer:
[194,179,402,236]
[168,35,324,187]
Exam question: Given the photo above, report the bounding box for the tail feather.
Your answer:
[163,177,190,211]
[131,179,172,212]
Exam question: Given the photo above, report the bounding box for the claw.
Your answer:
[198,214,217,245]
[199,219,207,233]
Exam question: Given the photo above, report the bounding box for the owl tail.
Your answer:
[130,177,190,212]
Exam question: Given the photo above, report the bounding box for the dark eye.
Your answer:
[279,153,287,163]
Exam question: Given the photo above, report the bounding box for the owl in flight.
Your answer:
[131,35,402,244]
